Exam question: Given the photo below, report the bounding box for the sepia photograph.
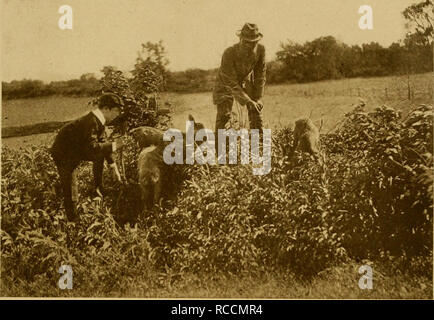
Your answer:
[1,0,433,301]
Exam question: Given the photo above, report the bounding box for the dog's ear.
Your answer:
[188,114,195,122]
[129,128,143,147]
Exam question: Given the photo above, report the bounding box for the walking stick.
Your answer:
[120,144,126,182]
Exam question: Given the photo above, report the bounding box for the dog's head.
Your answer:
[129,126,165,149]
[130,115,205,149]
[294,118,318,135]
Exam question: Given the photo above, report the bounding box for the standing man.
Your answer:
[51,93,125,222]
[213,23,266,131]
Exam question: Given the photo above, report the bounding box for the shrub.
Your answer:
[1,103,432,295]
[325,104,433,258]
[146,136,347,277]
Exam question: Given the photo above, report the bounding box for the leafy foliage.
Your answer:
[274,36,432,84]
[1,103,432,295]
[403,0,434,45]
[325,104,433,258]
[98,66,169,134]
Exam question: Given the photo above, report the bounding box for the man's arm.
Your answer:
[219,48,255,106]
[84,120,116,164]
[252,45,266,101]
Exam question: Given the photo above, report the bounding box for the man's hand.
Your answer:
[113,138,124,152]
[255,99,264,111]
[247,100,262,113]
[110,163,123,182]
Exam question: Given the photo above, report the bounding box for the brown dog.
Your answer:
[133,115,204,209]
[291,118,320,156]
[130,126,165,149]
[137,144,165,209]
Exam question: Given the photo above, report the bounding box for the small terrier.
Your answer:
[291,118,320,156]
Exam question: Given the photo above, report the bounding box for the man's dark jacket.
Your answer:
[51,111,114,165]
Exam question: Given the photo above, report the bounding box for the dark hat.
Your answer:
[98,93,124,108]
[236,23,263,42]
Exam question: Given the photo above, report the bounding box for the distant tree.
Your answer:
[80,73,97,81]
[276,40,307,82]
[277,36,347,82]
[131,40,169,95]
[403,0,434,45]
[339,45,363,77]
[304,36,345,81]
[266,61,286,84]
[396,1,434,99]
[98,42,172,132]
[100,66,132,98]
[359,42,390,77]
[403,33,433,73]
[387,42,405,75]
[165,68,217,92]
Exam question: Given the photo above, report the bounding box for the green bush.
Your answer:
[146,134,346,277]
[325,104,433,258]
[145,103,432,277]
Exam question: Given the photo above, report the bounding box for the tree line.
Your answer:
[268,32,432,84]
[2,74,101,100]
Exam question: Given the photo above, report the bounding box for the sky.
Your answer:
[1,0,418,82]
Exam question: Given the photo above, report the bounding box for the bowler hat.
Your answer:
[236,23,263,42]
[99,93,124,108]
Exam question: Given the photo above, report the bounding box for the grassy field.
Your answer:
[1,96,92,148]
[2,96,92,127]
[164,72,433,133]
[2,72,433,149]
[1,73,433,299]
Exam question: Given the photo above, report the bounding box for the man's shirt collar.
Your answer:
[91,108,106,125]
